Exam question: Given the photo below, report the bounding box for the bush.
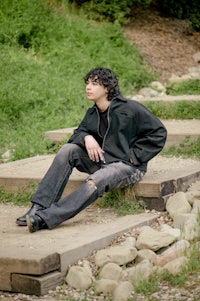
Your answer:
[157,0,200,31]
[68,0,151,24]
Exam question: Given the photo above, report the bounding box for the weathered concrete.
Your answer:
[0,203,157,295]
[44,119,200,147]
[1,155,200,211]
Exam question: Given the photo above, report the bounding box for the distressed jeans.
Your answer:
[33,144,145,229]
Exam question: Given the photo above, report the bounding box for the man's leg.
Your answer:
[16,143,99,225]
[32,162,144,230]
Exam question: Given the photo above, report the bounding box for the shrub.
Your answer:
[68,0,151,24]
[156,0,200,31]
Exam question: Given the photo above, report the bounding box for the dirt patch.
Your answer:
[124,7,200,83]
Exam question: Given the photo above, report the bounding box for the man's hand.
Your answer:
[84,135,105,162]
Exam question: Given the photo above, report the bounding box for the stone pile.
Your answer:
[65,181,200,301]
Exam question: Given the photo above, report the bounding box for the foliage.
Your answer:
[157,0,200,31]
[97,186,146,216]
[68,0,151,24]
[145,101,200,119]
[0,0,155,161]
[166,80,200,96]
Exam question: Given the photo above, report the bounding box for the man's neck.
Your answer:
[96,100,110,112]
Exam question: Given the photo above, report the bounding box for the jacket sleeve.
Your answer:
[67,113,90,148]
[130,106,167,165]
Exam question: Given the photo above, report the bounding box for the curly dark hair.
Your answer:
[84,67,120,101]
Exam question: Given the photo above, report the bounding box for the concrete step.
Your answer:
[44,119,200,147]
[0,204,157,295]
[0,154,200,211]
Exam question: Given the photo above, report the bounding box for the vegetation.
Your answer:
[133,241,200,297]
[0,0,155,161]
[162,137,200,160]
[145,101,200,120]
[97,186,146,216]
[69,0,200,30]
[166,79,200,96]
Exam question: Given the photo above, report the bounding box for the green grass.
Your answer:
[0,0,155,161]
[166,79,200,95]
[162,137,200,160]
[145,101,200,119]
[0,184,37,206]
[97,186,146,216]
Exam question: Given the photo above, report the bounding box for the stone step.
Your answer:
[44,119,200,147]
[0,155,200,211]
[0,207,157,295]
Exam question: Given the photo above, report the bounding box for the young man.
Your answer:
[16,67,167,232]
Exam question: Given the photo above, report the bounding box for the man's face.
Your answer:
[85,78,108,103]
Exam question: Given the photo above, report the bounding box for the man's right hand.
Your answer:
[84,135,105,163]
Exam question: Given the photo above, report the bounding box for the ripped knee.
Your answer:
[87,179,96,186]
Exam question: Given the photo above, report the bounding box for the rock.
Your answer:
[185,190,200,205]
[136,226,176,251]
[82,260,93,278]
[95,279,118,294]
[128,260,153,286]
[193,52,200,63]
[95,245,137,267]
[66,265,92,290]
[150,81,166,93]
[162,256,188,276]
[155,240,190,266]
[187,181,200,192]
[135,249,157,264]
[166,192,192,219]
[120,237,136,248]
[173,213,200,240]
[99,263,122,281]
[181,215,200,241]
[138,87,160,98]
[159,224,181,240]
[191,199,200,214]
[113,281,134,301]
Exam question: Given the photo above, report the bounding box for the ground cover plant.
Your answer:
[0,0,155,162]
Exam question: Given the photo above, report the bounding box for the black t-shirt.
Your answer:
[97,108,108,146]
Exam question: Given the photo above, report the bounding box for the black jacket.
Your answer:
[68,95,167,171]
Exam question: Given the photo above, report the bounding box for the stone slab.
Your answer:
[0,155,200,211]
[44,120,200,147]
[0,249,60,275]
[11,271,65,296]
[0,202,157,294]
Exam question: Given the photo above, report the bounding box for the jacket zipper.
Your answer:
[95,103,111,152]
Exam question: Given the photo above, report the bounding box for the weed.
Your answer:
[134,274,160,295]
[0,183,37,206]
[97,186,146,216]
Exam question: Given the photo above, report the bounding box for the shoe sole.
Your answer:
[16,220,27,226]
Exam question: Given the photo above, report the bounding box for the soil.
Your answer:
[124,7,200,83]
